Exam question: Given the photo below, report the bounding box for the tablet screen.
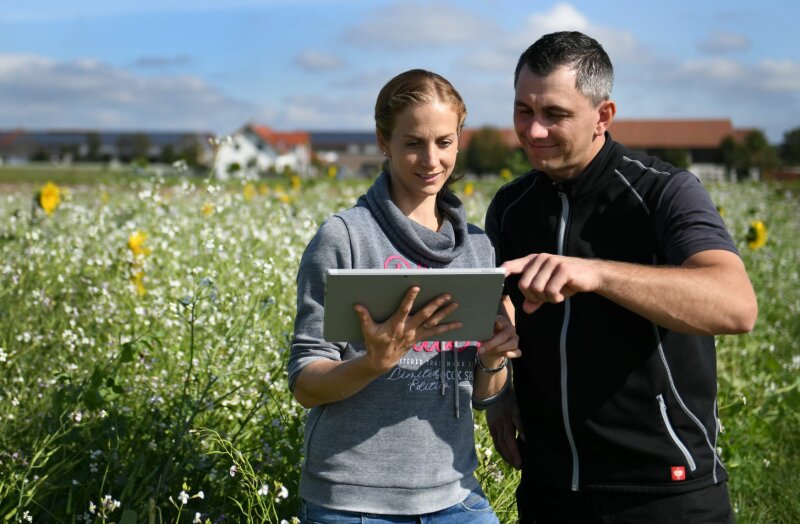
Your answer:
[323,268,505,342]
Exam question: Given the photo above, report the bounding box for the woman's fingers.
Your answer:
[353,303,376,333]
[392,286,421,322]
[419,301,459,329]
[479,316,520,357]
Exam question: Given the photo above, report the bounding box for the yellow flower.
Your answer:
[201,202,215,216]
[499,168,512,180]
[463,182,475,197]
[128,231,151,258]
[716,205,725,217]
[746,220,767,250]
[243,183,256,202]
[290,175,301,191]
[258,183,270,195]
[38,182,61,215]
[327,165,337,179]
[277,192,292,204]
[101,190,110,204]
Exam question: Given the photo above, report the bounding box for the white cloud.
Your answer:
[134,54,194,68]
[275,94,373,130]
[757,60,800,91]
[679,58,748,83]
[0,53,260,133]
[293,50,345,72]
[343,1,498,47]
[697,31,751,54]
[676,57,800,93]
[524,3,590,35]
[499,4,640,66]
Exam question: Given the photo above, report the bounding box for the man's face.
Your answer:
[513,65,607,181]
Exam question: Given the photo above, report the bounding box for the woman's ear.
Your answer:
[595,100,616,136]
[376,133,389,157]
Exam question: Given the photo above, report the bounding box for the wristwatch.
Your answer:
[476,355,508,374]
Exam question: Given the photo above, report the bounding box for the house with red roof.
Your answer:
[212,123,310,179]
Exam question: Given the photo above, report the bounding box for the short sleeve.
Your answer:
[287,216,352,392]
[654,172,739,266]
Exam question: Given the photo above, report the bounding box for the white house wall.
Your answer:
[213,133,276,179]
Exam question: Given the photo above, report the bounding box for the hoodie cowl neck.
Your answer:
[360,172,467,268]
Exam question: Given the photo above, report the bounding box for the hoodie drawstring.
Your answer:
[439,342,459,419]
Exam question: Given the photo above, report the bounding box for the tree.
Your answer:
[464,126,509,176]
[160,144,176,165]
[719,131,778,181]
[506,149,531,177]
[178,138,203,168]
[742,130,778,179]
[85,132,102,161]
[659,149,690,169]
[780,127,800,165]
[130,133,151,164]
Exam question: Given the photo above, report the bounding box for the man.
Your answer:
[485,31,757,523]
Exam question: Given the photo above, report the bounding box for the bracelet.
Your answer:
[476,355,508,374]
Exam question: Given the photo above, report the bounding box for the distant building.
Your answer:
[607,119,751,181]
[212,123,310,179]
[308,131,383,178]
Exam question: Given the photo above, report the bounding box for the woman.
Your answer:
[288,69,518,522]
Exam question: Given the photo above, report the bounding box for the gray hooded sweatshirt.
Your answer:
[288,172,498,514]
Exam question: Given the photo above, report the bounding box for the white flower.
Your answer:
[275,484,288,501]
[229,465,237,477]
[22,511,32,522]
[257,484,269,496]
[89,501,97,514]
[178,490,189,505]
[195,490,204,499]
[193,512,202,523]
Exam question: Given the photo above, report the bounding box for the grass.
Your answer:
[0,167,797,523]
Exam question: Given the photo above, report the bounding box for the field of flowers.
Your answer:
[0,167,798,523]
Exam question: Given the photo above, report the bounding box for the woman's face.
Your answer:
[378,100,460,212]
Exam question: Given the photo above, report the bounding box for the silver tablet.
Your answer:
[323,268,506,342]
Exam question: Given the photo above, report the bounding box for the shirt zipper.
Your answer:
[557,190,580,491]
[657,394,698,471]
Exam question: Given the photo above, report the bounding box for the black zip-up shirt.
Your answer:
[486,134,738,494]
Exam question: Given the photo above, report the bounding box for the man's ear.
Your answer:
[595,100,616,136]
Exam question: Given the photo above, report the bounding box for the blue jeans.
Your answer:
[299,487,500,524]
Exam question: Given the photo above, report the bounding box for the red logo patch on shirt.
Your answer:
[671,466,686,481]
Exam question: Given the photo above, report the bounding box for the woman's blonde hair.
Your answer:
[374,69,467,142]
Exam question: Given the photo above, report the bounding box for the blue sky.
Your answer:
[1,0,798,142]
